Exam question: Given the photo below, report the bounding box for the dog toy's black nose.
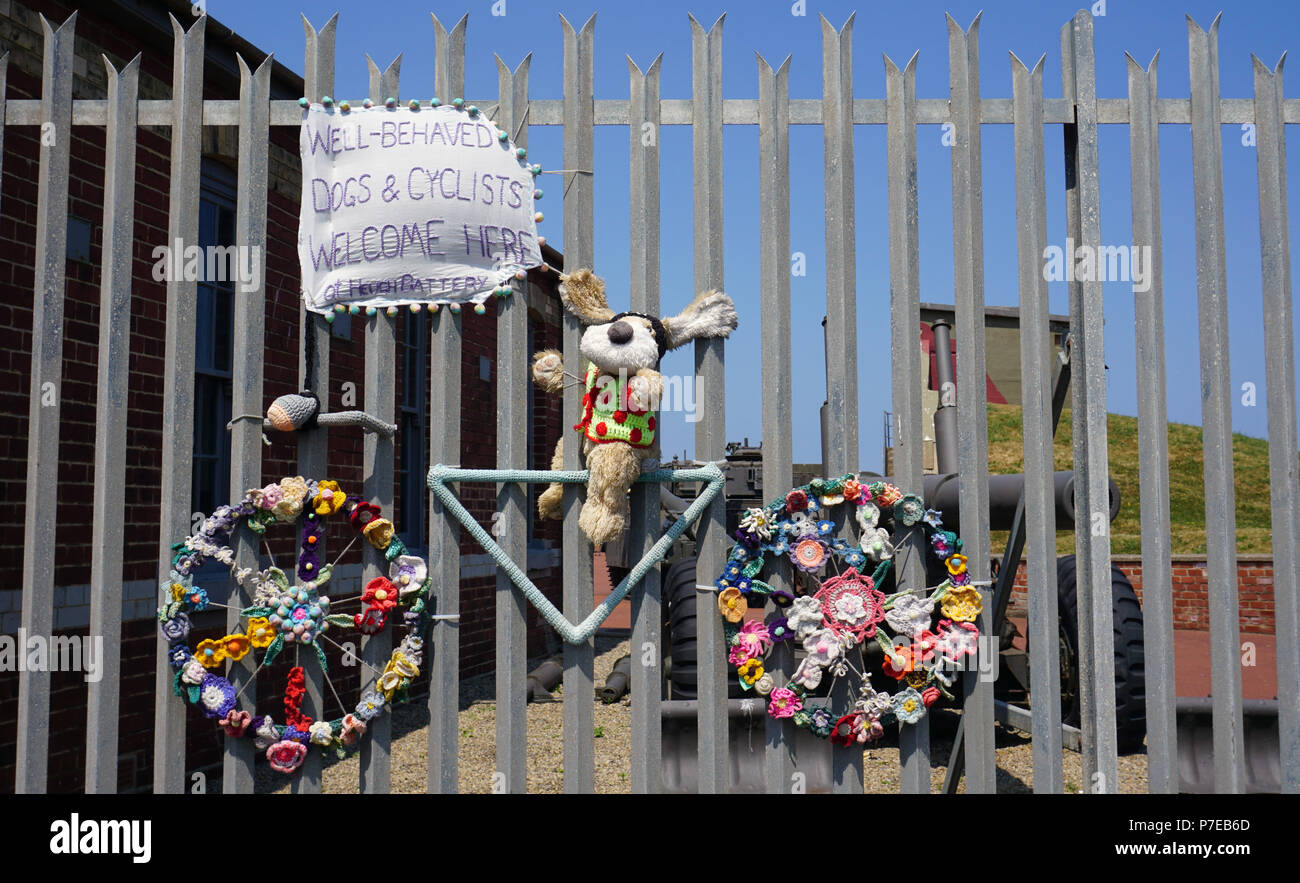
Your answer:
[607,320,633,345]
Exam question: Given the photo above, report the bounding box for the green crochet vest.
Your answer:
[575,363,657,448]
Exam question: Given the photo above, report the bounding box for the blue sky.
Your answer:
[208,0,1300,471]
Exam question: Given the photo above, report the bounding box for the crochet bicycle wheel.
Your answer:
[713,475,983,745]
[158,476,433,774]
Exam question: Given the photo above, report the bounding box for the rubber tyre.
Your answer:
[1056,554,1147,753]
[663,556,742,700]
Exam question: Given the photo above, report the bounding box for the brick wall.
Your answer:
[1003,555,1277,633]
[0,0,565,791]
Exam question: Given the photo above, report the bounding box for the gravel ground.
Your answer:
[258,635,1149,794]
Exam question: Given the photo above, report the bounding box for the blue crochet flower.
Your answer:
[841,547,867,569]
[198,674,236,720]
[816,519,835,536]
[723,560,743,580]
[169,645,193,669]
[182,585,210,612]
[923,509,944,530]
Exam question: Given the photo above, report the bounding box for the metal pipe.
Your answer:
[858,469,1120,532]
[598,654,632,703]
[526,656,564,704]
[931,319,959,474]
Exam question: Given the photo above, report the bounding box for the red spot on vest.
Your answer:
[595,422,608,437]
[647,416,656,431]
[613,410,627,423]
[629,428,642,444]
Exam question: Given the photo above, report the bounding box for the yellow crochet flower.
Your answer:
[195,638,227,669]
[946,553,968,577]
[389,650,419,679]
[223,633,252,662]
[168,580,186,603]
[364,518,395,550]
[940,585,983,623]
[718,587,747,623]
[272,495,302,523]
[313,480,346,516]
[246,617,276,648]
[737,658,764,686]
[280,476,309,504]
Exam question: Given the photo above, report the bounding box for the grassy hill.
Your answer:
[985,403,1276,556]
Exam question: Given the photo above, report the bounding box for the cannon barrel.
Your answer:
[859,470,1120,533]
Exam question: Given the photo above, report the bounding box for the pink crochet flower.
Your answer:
[266,739,308,774]
[768,687,802,719]
[219,709,252,737]
[732,620,772,661]
[813,567,886,643]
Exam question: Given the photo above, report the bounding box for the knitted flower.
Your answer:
[252,716,278,750]
[894,494,925,526]
[842,478,862,503]
[159,612,191,643]
[733,620,772,660]
[269,583,331,644]
[164,570,190,603]
[350,500,382,530]
[802,629,844,668]
[814,567,886,642]
[873,483,902,507]
[739,507,775,541]
[195,638,227,669]
[219,709,252,737]
[785,596,823,639]
[259,484,284,510]
[182,585,211,612]
[169,645,192,669]
[931,531,956,558]
[267,740,308,774]
[354,606,388,635]
[881,641,932,680]
[737,658,764,687]
[808,705,835,738]
[784,489,808,513]
[861,527,895,562]
[222,633,252,663]
[273,494,303,522]
[893,687,926,724]
[718,587,746,623]
[181,659,206,685]
[309,720,335,747]
[340,713,367,747]
[939,585,982,623]
[790,657,823,690]
[753,673,775,695]
[198,674,236,719]
[362,577,400,612]
[784,511,819,539]
[935,619,980,660]
[829,712,866,747]
[246,616,276,648]
[768,687,802,719]
[280,476,310,504]
[768,616,795,643]
[389,556,428,597]
[884,592,936,638]
[356,690,385,721]
[946,553,969,577]
[840,547,867,569]
[923,509,943,530]
[363,518,396,550]
[789,537,829,573]
[312,480,346,516]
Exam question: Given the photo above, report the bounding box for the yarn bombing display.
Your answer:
[158,476,433,774]
[714,475,983,744]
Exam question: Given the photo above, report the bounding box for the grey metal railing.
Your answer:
[8,7,1299,795]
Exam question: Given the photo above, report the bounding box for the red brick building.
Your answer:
[0,0,566,791]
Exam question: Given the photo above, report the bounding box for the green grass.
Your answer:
[985,403,1278,556]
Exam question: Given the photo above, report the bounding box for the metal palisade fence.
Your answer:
[9,7,1300,794]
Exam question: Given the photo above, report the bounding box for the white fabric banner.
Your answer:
[297,104,542,314]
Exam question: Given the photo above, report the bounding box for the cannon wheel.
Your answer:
[1055,554,1147,752]
[664,557,744,700]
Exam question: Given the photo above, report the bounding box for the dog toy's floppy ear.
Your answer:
[559,269,616,325]
[662,289,739,350]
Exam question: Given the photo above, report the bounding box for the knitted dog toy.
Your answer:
[531,269,738,545]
